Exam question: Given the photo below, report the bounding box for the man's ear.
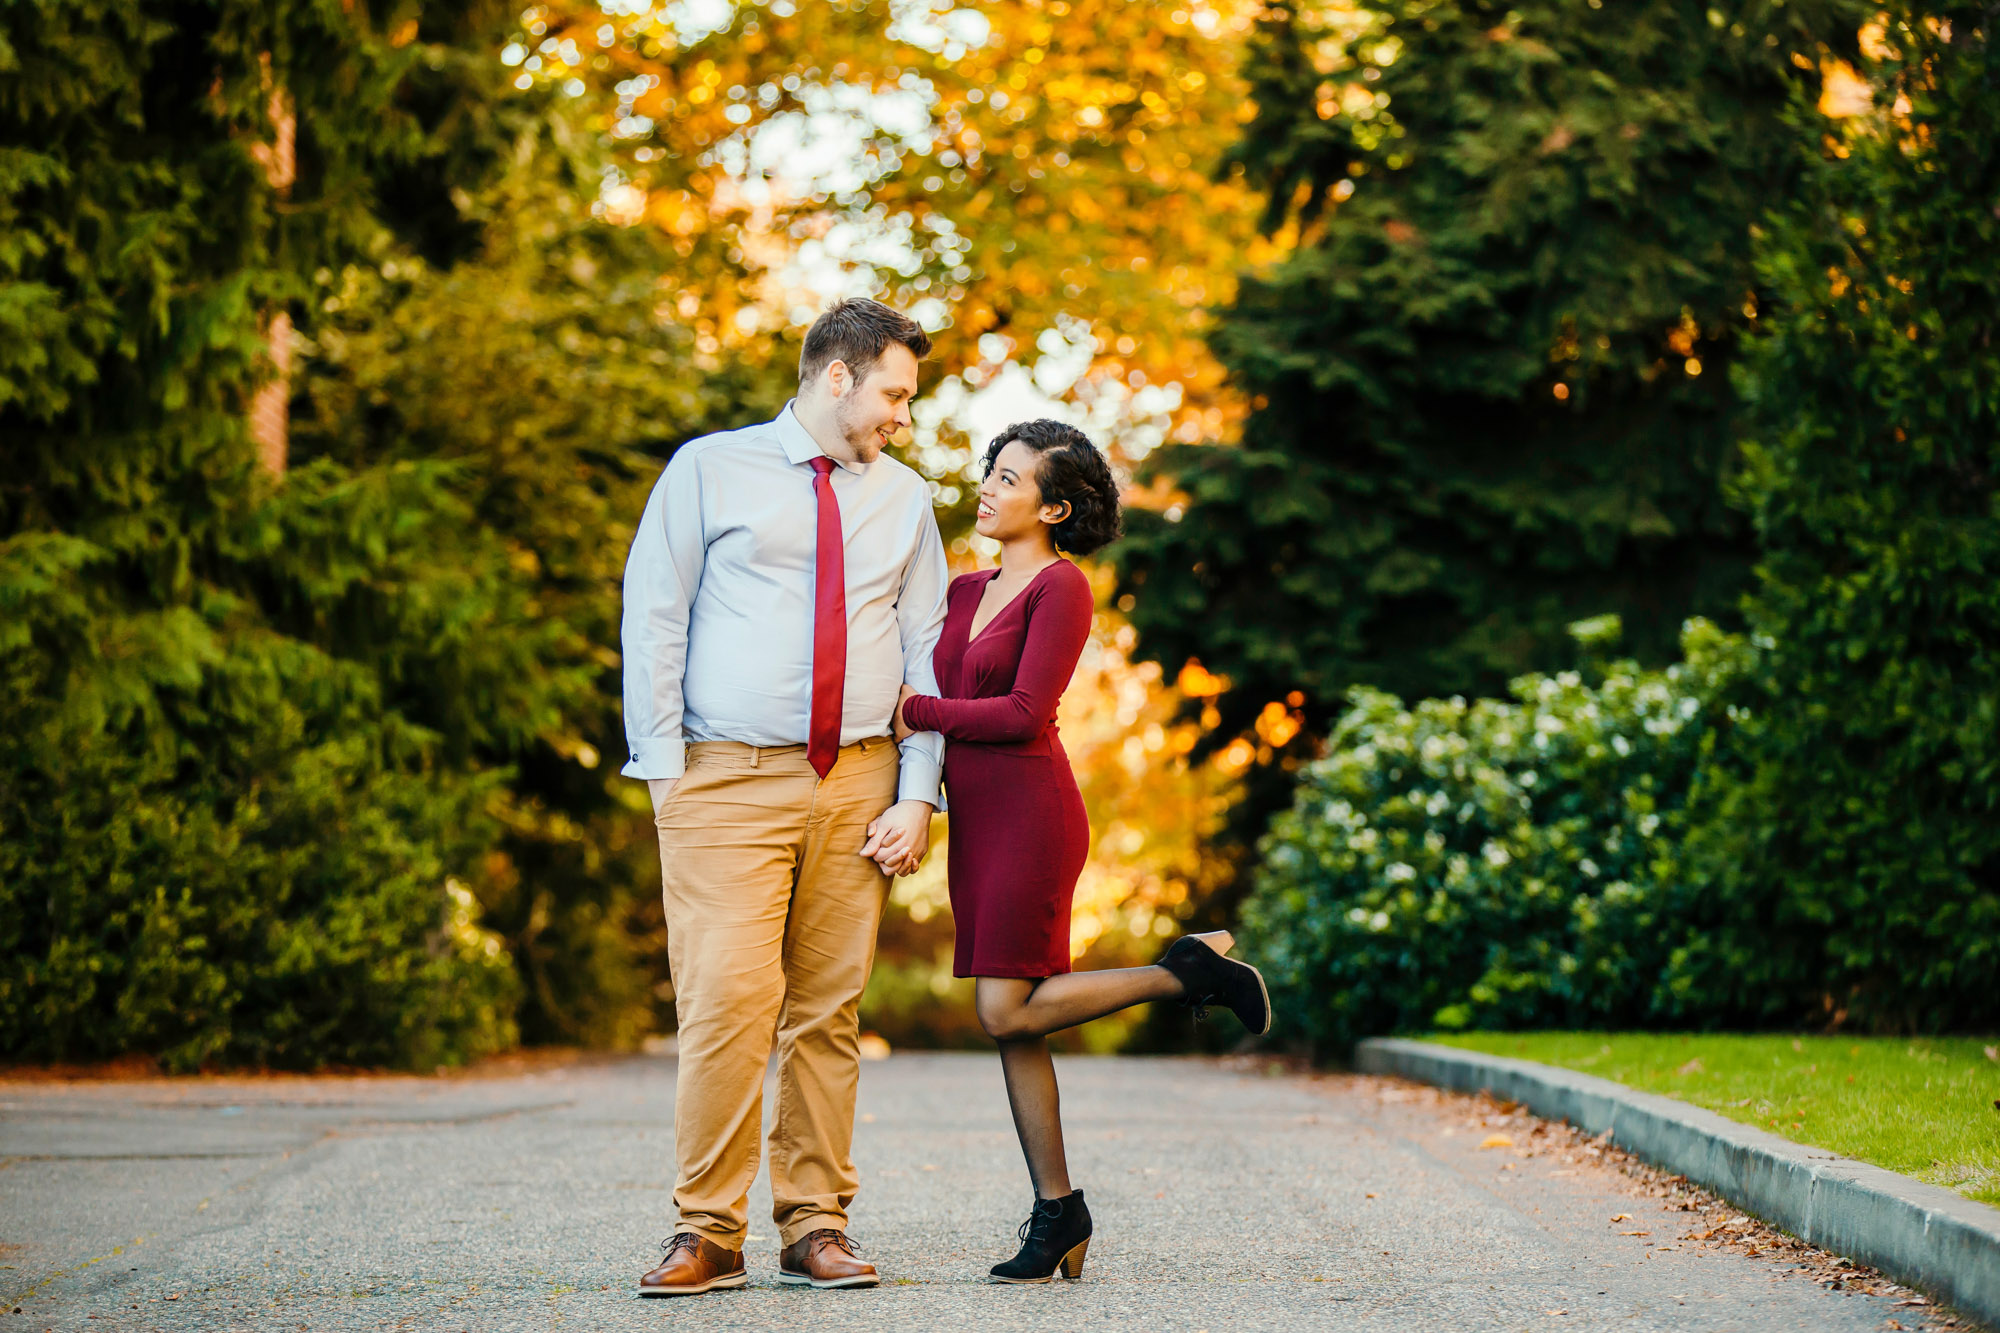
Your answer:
[825,358,851,398]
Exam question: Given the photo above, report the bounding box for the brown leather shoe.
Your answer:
[777,1228,879,1289]
[637,1232,746,1297]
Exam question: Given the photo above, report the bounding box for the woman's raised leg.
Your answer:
[973,931,1233,1041]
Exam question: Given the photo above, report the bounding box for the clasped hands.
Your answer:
[650,686,931,876]
[864,686,927,876]
[654,778,929,878]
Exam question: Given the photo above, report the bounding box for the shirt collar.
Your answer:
[776,401,866,475]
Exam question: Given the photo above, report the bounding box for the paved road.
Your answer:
[0,1053,1950,1331]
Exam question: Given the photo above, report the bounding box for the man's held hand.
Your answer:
[860,798,933,876]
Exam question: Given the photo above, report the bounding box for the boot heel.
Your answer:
[1059,1239,1089,1279]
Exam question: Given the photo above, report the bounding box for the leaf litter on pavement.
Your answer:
[1348,1075,1978,1331]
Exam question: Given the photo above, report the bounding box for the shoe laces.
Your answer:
[1016,1197,1065,1245]
[805,1228,862,1257]
[661,1232,702,1258]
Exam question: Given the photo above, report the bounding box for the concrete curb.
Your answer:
[1356,1037,2000,1329]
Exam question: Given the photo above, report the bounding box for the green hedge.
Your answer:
[1,0,529,1070]
[1240,620,1746,1052]
[0,512,521,1071]
[1669,4,2000,1032]
[1239,6,2000,1052]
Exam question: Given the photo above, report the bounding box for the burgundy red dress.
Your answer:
[900,560,1094,978]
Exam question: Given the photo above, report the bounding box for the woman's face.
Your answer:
[976,440,1064,543]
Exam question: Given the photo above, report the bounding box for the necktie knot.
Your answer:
[810,456,836,477]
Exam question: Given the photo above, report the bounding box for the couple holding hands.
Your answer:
[620,298,1269,1296]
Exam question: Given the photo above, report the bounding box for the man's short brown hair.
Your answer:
[798,298,932,388]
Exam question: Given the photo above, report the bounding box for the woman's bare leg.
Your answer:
[973,931,1233,1041]
[996,1036,1072,1199]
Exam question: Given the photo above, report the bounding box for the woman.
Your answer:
[891,419,1270,1284]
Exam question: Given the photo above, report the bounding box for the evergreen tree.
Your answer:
[295,105,791,1046]
[1114,0,1868,743]
[1673,4,2000,1031]
[0,0,550,1068]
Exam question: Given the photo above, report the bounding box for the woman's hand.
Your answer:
[892,683,918,742]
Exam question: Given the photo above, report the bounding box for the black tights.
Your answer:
[975,963,1186,1200]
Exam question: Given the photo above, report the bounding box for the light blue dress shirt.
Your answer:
[620,402,948,808]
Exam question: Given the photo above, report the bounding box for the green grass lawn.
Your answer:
[1420,1032,2000,1206]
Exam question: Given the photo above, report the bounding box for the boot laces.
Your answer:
[1017,1197,1065,1245]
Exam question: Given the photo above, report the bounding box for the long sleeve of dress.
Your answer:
[901,568,1092,744]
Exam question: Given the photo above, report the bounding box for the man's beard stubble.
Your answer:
[834,392,884,462]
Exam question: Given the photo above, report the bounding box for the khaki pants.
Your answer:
[654,736,898,1249]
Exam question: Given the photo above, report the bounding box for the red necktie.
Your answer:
[807,456,847,778]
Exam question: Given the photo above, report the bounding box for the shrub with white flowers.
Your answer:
[1240,618,1750,1053]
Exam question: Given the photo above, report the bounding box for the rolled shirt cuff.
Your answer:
[621,735,685,780]
[895,744,945,812]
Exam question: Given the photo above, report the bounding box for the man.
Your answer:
[621,299,947,1296]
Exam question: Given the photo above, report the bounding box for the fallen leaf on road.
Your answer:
[1619,1230,1651,1237]
[1365,1192,1378,1199]
[1479,1133,1514,1148]
[1361,1077,1934,1310]
[1611,1213,1631,1222]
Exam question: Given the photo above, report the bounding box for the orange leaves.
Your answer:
[1254,699,1302,748]
[1818,58,1873,118]
[1177,660,1228,698]
[519,0,1266,451]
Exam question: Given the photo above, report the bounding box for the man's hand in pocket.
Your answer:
[647,777,680,816]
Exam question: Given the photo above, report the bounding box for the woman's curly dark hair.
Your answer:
[981,419,1124,556]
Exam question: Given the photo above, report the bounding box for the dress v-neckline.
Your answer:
[965,561,1062,648]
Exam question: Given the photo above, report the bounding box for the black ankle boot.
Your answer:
[1158,936,1272,1035]
[989,1190,1092,1283]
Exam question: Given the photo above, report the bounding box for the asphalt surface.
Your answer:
[0,1052,1951,1331]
